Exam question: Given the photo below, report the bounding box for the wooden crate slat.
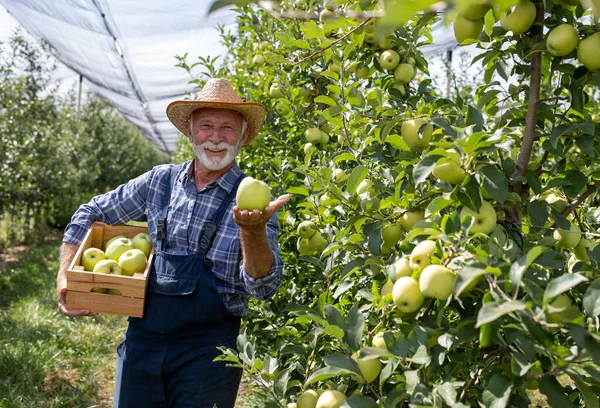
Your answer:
[66,291,144,317]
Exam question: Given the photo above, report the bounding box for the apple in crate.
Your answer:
[105,235,126,251]
[91,259,122,293]
[118,249,147,276]
[81,247,106,271]
[105,238,135,261]
[132,232,153,257]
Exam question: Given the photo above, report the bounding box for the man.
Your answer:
[56,78,290,407]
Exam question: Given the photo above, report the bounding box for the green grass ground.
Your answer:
[0,235,270,407]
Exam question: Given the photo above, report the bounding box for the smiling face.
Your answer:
[186,108,249,173]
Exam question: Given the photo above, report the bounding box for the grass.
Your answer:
[0,234,271,408]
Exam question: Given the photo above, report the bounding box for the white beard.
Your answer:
[192,138,243,171]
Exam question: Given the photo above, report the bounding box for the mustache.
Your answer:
[200,141,234,151]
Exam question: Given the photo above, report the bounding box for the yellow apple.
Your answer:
[432,158,466,184]
[297,389,319,408]
[500,1,537,35]
[236,177,271,211]
[398,210,425,231]
[105,238,135,262]
[392,276,424,313]
[553,223,581,248]
[107,289,122,295]
[459,201,497,235]
[356,179,373,195]
[546,24,579,57]
[93,259,122,275]
[453,14,483,44]
[392,257,412,281]
[419,265,456,300]
[545,192,569,213]
[401,118,433,150]
[379,50,400,70]
[82,247,106,272]
[298,221,318,239]
[352,350,382,383]
[252,54,265,66]
[577,32,600,72]
[372,332,388,351]
[132,232,153,258]
[333,168,346,183]
[304,143,315,155]
[393,63,414,84]
[316,390,346,408]
[118,249,147,276]
[382,223,403,246]
[409,240,437,272]
[105,235,126,251]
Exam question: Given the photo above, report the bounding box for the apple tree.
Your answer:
[175,0,600,405]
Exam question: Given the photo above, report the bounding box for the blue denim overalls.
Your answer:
[114,166,245,408]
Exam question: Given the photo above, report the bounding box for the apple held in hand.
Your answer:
[401,118,433,150]
[500,0,537,36]
[419,265,456,300]
[577,32,600,72]
[546,24,578,57]
[236,177,271,211]
[459,201,497,235]
[82,247,106,272]
[316,390,346,408]
[453,14,483,45]
[105,238,135,262]
[132,232,153,258]
[393,276,424,313]
[118,249,148,276]
[553,222,581,248]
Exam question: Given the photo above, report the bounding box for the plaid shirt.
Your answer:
[63,160,283,316]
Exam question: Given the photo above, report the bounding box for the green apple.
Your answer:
[393,257,413,280]
[304,143,315,155]
[118,249,147,276]
[356,179,373,195]
[82,247,106,272]
[323,0,337,11]
[316,390,346,408]
[393,63,414,84]
[500,1,537,36]
[252,54,265,66]
[406,56,416,65]
[105,238,135,262]
[297,389,319,408]
[233,60,243,69]
[382,223,403,246]
[320,131,329,144]
[392,276,424,313]
[333,168,346,183]
[105,235,126,251]
[459,201,497,235]
[378,35,395,49]
[93,259,122,275]
[401,118,433,150]
[398,210,425,231]
[258,40,272,51]
[553,223,581,248]
[270,83,284,98]
[379,50,400,70]
[547,294,581,323]
[372,332,388,350]
[577,32,600,72]
[545,192,569,213]
[319,9,335,24]
[352,350,381,383]
[298,221,318,239]
[419,265,456,300]
[306,128,322,143]
[308,231,328,252]
[107,289,122,295]
[546,24,579,57]
[297,238,314,255]
[132,232,153,258]
[274,101,291,116]
[364,32,376,44]
[92,287,108,294]
[453,14,483,44]
[337,134,350,147]
[355,64,370,79]
[409,240,437,272]
[432,158,466,184]
[459,0,491,19]
[573,238,598,262]
[236,177,271,211]
[391,82,406,96]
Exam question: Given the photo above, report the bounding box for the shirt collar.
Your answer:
[181,159,243,194]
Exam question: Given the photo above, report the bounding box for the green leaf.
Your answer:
[538,376,573,407]
[384,386,408,408]
[333,153,358,164]
[315,95,338,106]
[482,373,512,408]
[323,353,359,373]
[435,381,458,406]
[568,324,600,366]
[413,155,441,185]
[550,124,571,148]
[347,165,367,195]
[208,0,254,13]
[480,165,508,204]
[274,368,291,397]
[527,200,549,229]
[509,246,544,290]
[324,304,344,327]
[425,196,452,218]
[583,279,600,317]
[305,366,354,385]
[466,105,484,131]
[525,170,542,195]
[476,300,527,327]
[454,266,487,298]
[286,186,310,196]
[572,376,600,408]
[543,273,588,303]
[344,305,365,351]
[341,395,378,408]
[300,20,325,39]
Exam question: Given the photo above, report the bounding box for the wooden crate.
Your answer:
[65,222,155,317]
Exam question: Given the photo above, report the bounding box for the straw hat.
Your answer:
[166,78,265,145]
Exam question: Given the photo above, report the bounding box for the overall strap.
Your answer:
[199,173,246,252]
[156,165,181,249]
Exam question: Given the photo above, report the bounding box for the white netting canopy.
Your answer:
[0,0,460,153]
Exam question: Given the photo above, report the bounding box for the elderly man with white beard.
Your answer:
[55,78,290,408]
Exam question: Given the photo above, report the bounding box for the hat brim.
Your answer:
[166,100,266,146]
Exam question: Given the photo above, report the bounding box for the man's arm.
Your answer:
[234,194,290,279]
[57,242,92,317]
